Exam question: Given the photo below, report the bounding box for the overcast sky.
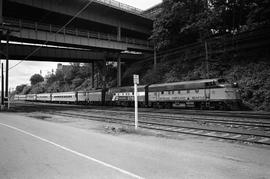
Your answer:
[4,0,162,89]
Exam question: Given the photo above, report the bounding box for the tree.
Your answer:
[151,0,270,50]
[15,84,27,94]
[30,74,44,86]
[151,0,206,50]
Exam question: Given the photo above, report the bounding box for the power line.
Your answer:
[8,0,94,70]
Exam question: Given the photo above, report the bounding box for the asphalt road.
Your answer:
[0,113,270,179]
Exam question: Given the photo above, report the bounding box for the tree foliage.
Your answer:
[152,0,270,50]
[15,84,27,94]
[30,74,44,86]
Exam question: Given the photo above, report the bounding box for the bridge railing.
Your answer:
[94,0,142,15]
[3,17,152,48]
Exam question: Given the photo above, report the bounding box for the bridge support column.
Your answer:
[5,30,9,100]
[117,57,121,87]
[0,0,2,24]
[101,59,107,106]
[117,26,121,41]
[91,62,95,89]
[1,63,4,110]
[154,45,157,71]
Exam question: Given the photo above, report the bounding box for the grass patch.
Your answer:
[104,125,154,136]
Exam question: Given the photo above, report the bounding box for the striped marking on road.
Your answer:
[0,122,144,179]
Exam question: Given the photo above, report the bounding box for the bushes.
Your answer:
[226,62,270,110]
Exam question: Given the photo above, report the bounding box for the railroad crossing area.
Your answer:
[0,102,270,178]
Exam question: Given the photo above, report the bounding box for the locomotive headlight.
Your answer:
[233,82,238,87]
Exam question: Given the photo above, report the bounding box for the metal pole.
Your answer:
[204,40,209,79]
[117,26,121,41]
[8,88,10,110]
[1,63,4,110]
[102,59,106,106]
[0,0,3,24]
[134,82,138,130]
[154,44,157,71]
[5,30,9,99]
[117,57,121,87]
[92,62,95,89]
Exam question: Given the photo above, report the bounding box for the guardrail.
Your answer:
[3,17,152,48]
[94,0,142,14]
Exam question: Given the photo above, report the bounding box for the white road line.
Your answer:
[0,122,144,179]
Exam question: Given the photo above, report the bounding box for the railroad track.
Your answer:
[12,102,270,132]
[48,111,270,146]
[12,101,270,120]
[77,109,270,131]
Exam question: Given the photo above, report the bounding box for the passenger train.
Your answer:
[14,78,241,110]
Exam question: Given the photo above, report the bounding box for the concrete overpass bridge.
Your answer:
[0,0,155,102]
[1,0,153,52]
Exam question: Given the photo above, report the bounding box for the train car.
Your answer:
[36,93,52,102]
[14,94,27,101]
[14,94,19,101]
[110,85,147,107]
[77,91,87,104]
[86,89,103,105]
[148,78,240,110]
[51,91,77,103]
[26,94,37,102]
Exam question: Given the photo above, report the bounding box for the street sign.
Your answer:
[133,74,139,84]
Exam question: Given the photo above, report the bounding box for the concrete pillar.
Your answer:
[101,59,107,106]
[91,62,95,89]
[0,0,3,24]
[117,57,121,87]
[154,46,157,71]
[1,63,4,110]
[102,59,106,88]
[5,31,9,99]
[117,26,121,41]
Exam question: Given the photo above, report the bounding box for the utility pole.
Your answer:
[204,40,209,79]
[153,41,157,71]
[5,30,9,99]
[1,63,4,110]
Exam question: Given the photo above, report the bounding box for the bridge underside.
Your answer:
[5,44,144,63]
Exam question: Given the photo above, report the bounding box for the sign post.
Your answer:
[133,74,139,130]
